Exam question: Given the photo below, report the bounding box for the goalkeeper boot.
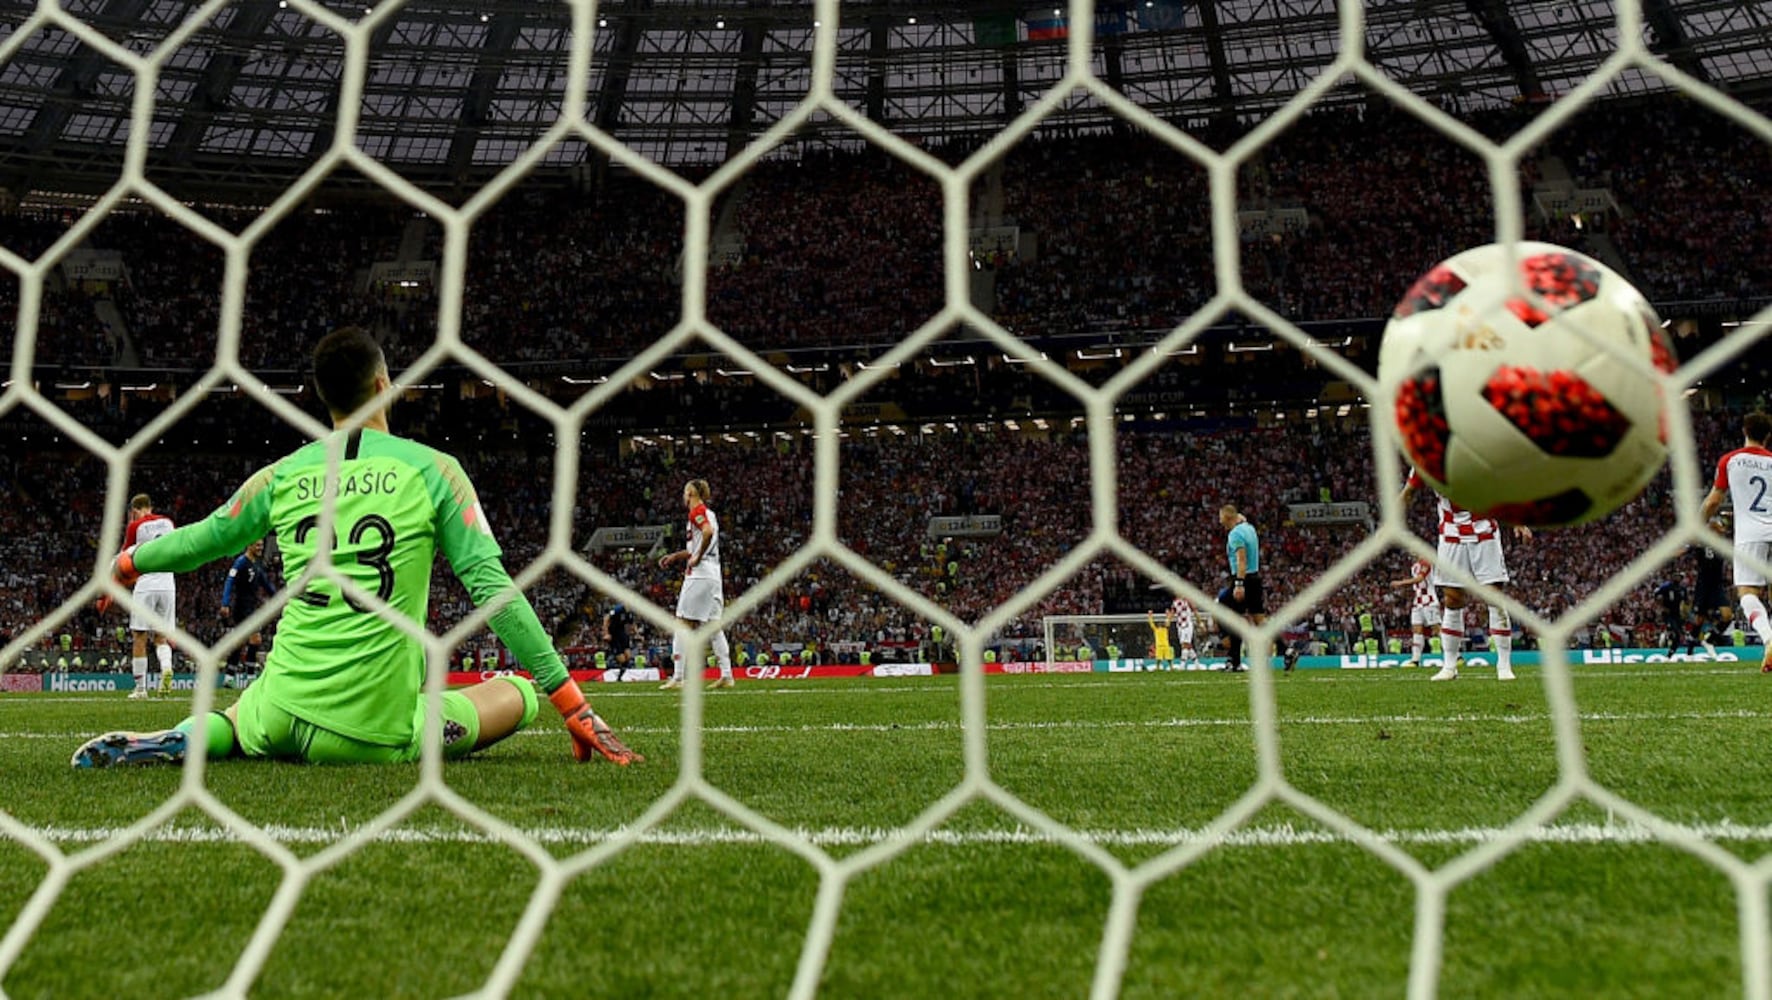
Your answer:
[71,729,188,769]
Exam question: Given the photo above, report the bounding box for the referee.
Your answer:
[1217,504,1295,672]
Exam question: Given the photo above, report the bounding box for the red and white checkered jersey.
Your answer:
[125,512,175,590]
[1410,559,1438,608]
[684,502,722,580]
[1715,445,1772,542]
[1408,470,1498,544]
[1169,597,1193,629]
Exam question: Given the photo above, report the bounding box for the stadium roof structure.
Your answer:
[1,0,1770,200]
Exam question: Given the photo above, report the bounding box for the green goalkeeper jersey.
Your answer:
[130,428,569,746]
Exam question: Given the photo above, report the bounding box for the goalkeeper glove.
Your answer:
[95,547,141,615]
[548,681,643,765]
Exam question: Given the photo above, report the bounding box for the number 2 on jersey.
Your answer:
[1750,475,1769,514]
[292,514,397,610]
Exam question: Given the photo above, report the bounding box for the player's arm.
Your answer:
[1389,566,1424,589]
[1701,486,1727,524]
[127,468,275,579]
[220,555,245,617]
[434,456,628,762]
[685,506,715,571]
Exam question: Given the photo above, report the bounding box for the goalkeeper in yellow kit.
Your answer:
[73,327,641,767]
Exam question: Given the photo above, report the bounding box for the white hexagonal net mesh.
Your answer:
[3,0,1772,997]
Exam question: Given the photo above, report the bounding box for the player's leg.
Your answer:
[710,629,735,687]
[72,695,243,769]
[664,615,693,690]
[128,607,151,698]
[1216,586,1243,671]
[1435,587,1466,681]
[155,633,174,694]
[449,675,540,754]
[1486,601,1515,681]
[1734,541,1772,670]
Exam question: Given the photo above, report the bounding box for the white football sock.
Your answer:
[670,631,685,679]
[1440,608,1465,665]
[132,655,148,689]
[1743,595,1772,644]
[1488,606,1513,669]
[712,631,732,677]
[1411,633,1425,660]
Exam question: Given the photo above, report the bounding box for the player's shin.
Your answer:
[712,631,733,677]
[173,711,238,759]
[1440,609,1465,663]
[670,631,685,681]
[1488,606,1513,668]
[1742,594,1772,644]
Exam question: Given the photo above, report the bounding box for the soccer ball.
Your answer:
[1378,241,1676,527]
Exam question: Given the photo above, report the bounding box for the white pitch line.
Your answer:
[17,820,1772,849]
[0,665,1758,706]
[6,708,1770,741]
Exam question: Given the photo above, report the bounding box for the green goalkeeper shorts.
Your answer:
[233,681,482,764]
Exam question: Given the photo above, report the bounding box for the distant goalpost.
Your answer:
[1042,613,1219,666]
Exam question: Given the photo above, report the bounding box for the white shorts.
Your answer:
[675,576,724,623]
[1410,604,1442,628]
[1735,539,1772,589]
[1432,538,1508,589]
[1174,624,1195,647]
[130,587,176,633]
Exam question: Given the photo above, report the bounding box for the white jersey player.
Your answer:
[122,493,176,697]
[1401,470,1531,682]
[657,478,735,689]
[1700,411,1772,672]
[1388,557,1440,667]
[1169,594,1200,667]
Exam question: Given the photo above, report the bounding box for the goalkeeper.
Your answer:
[73,327,641,768]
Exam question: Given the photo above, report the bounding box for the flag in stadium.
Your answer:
[1025,9,1068,40]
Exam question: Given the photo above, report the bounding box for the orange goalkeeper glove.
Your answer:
[95,547,141,615]
[548,681,643,765]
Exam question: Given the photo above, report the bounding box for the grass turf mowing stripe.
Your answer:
[20,820,1772,847]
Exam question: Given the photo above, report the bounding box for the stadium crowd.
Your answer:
[1,97,1767,379]
[0,390,1750,671]
[2,95,1769,670]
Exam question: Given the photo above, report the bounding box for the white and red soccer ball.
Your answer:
[1379,242,1676,527]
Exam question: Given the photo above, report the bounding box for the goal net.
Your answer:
[1,0,1770,996]
[1042,613,1219,667]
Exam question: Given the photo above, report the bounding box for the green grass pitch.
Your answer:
[1,665,1767,998]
